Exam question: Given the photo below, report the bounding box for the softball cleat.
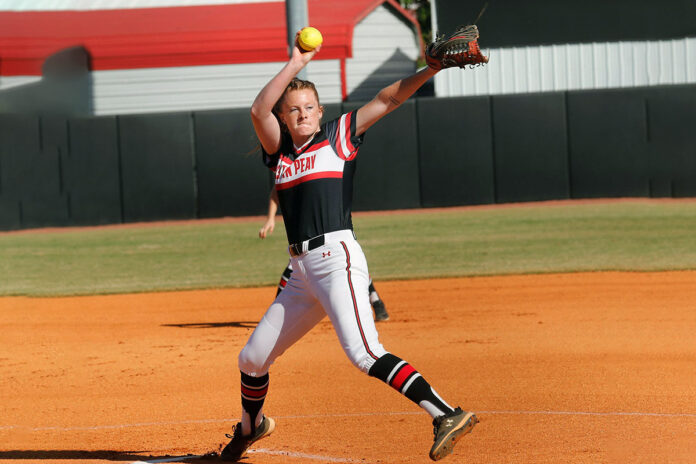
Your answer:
[220,416,275,461]
[429,407,478,461]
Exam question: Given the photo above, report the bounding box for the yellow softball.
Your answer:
[298,26,323,51]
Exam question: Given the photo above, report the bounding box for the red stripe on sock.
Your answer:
[390,364,416,391]
[241,385,267,398]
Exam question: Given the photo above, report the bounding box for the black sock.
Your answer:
[368,353,453,418]
[368,279,381,304]
[240,371,269,434]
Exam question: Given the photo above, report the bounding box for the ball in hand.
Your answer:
[298,27,323,52]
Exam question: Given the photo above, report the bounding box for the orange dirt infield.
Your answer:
[2,272,696,464]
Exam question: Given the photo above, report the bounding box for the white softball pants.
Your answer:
[238,229,387,376]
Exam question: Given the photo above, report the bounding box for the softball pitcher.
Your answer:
[221,28,484,461]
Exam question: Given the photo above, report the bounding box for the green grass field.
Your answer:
[1,200,695,297]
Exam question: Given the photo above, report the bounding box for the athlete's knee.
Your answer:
[237,344,269,377]
[345,344,388,374]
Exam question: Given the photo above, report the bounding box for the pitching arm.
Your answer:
[251,33,321,154]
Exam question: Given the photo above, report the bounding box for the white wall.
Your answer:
[90,59,342,115]
[0,75,42,90]
[434,37,696,97]
[346,3,420,101]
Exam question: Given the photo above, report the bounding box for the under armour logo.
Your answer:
[322,251,331,258]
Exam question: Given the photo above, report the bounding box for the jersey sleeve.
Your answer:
[324,110,365,161]
[262,134,291,172]
[262,149,280,172]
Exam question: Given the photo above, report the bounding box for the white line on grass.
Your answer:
[3,409,696,433]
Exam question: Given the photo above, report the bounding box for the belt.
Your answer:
[288,230,356,258]
[289,234,325,257]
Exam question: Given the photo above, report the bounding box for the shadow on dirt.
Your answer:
[161,321,258,329]
[0,450,221,461]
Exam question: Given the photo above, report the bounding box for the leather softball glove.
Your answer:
[425,25,489,70]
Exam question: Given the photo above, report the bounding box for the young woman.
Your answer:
[221,33,477,462]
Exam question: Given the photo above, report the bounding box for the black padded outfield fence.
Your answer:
[1,84,695,231]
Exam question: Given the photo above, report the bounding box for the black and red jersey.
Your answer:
[263,111,364,245]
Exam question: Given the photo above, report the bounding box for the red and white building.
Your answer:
[0,0,423,114]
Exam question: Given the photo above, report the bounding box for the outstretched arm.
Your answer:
[355,66,439,136]
[250,34,321,154]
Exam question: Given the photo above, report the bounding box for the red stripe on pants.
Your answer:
[340,241,378,360]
